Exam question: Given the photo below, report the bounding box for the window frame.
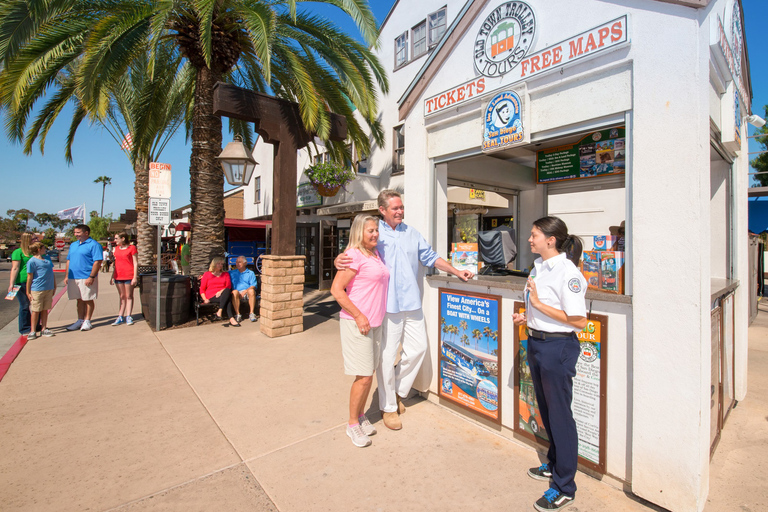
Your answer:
[393,125,405,175]
[394,31,409,69]
[412,20,427,60]
[428,6,447,48]
[254,176,261,204]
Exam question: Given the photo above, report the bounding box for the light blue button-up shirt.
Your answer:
[377,219,439,314]
[229,268,258,291]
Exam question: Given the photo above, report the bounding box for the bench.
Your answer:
[191,275,261,325]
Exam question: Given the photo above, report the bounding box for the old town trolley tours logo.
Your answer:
[474,1,536,77]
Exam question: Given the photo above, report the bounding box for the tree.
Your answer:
[93,176,112,217]
[89,214,114,242]
[34,213,58,230]
[750,105,768,187]
[0,0,388,275]
[472,328,482,352]
[6,209,35,230]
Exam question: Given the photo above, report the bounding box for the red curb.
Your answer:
[0,284,68,383]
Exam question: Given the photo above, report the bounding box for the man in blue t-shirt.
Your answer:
[229,256,259,322]
[63,224,103,331]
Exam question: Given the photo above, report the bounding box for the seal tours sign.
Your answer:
[483,90,527,151]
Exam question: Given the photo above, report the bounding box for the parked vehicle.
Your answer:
[46,250,60,262]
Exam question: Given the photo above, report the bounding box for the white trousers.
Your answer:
[377,309,427,413]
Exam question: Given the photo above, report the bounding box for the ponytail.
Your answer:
[532,216,582,266]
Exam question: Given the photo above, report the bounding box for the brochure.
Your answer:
[5,285,21,300]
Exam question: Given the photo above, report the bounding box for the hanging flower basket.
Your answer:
[315,183,342,197]
[304,161,356,198]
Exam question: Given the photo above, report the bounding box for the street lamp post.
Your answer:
[217,135,258,186]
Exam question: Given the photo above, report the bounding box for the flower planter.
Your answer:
[315,183,342,197]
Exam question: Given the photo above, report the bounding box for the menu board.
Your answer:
[513,302,607,473]
[537,127,626,183]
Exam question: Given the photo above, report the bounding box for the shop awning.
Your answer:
[224,219,272,229]
[748,197,768,234]
[174,222,191,231]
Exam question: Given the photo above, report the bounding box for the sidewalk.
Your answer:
[0,283,766,511]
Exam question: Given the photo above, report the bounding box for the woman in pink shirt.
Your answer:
[331,215,389,448]
[200,257,239,326]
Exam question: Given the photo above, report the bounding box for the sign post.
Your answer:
[148,162,172,332]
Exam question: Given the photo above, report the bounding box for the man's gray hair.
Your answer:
[377,189,401,209]
[236,255,247,263]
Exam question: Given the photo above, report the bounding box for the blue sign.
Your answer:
[483,91,524,152]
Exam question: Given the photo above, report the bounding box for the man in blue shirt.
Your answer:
[229,255,259,322]
[63,224,103,331]
[337,190,473,430]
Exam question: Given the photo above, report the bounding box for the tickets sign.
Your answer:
[424,15,629,117]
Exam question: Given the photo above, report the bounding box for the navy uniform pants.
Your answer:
[528,332,580,497]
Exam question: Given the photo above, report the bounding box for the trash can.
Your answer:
[141,274,191,329]
[138,270,175,320]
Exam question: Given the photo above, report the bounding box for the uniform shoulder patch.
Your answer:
[568,278,582,293]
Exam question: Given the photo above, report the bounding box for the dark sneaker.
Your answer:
[534,488,574,512]
[528,463,553,481]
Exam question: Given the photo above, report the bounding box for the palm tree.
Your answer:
[460,334,469,348]
[459,320,468,341]
[93,176,112,217]
[472,328,482,352]
[0,0,388,274]
[483,326,492,354]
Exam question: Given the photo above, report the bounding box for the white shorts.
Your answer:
[67,278,98,301]
[339,319,381,377]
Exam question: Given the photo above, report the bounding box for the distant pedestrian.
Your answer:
[25,242,56,339]
[8,232,38,336]
[102,244,113,273]
[110,232,138,326]
[64,224,103,332]
[179,236,191,275]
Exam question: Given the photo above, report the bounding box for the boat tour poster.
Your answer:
[513,301,608,474]
[438,288,501,423]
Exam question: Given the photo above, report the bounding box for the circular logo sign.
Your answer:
[474,2,536,78]
[580,342,598,363]
[568,278,582,293]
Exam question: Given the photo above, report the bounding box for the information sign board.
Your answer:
[514,301,607,473]
[149,162,172,198]
[148,197,171,226]
[537,127,625,183]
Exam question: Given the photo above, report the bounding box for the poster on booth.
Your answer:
[537,127,625,183]
[514,301,607,473]
[438,289,501,423]
[451,243,478,275]
[482,90,526,152]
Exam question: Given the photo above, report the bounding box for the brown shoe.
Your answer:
[382,411,402,430]
[396,394,406,414]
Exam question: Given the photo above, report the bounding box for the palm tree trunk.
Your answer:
[100,183,106,217]
[134,158,154,266]
[189,66,225,275]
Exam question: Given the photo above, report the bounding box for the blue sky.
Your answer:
[1,0,766,221]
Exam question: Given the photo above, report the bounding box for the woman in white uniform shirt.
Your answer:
[512,216,587,512]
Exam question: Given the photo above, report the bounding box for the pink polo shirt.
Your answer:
[339,248,389,327]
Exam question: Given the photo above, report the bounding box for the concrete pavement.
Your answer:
[0,282,766,511]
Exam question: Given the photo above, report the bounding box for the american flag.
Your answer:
[120,132,134,151]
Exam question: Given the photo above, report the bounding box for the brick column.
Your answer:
[260,255,305,337]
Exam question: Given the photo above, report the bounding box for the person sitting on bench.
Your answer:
[200,257,239,327]
[229,255,258,323]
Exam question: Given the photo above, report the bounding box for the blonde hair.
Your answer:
[29,242,46,255]
[209,257,225,272]
[346,215,379,256]
[20,233,33,257]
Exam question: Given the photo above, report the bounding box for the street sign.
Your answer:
[148,197,171,226]
[55,239,65,250]
[149,162,172,198]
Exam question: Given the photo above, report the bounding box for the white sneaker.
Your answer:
[27,332,37,340]
[42,329,55,337]
[80,320,92,331]
[66,319,83,331]
[358,415,377,436]
[236,314,243,323]
[249,313,258,322]
[126,316,134,325]
[346,424,371,447]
